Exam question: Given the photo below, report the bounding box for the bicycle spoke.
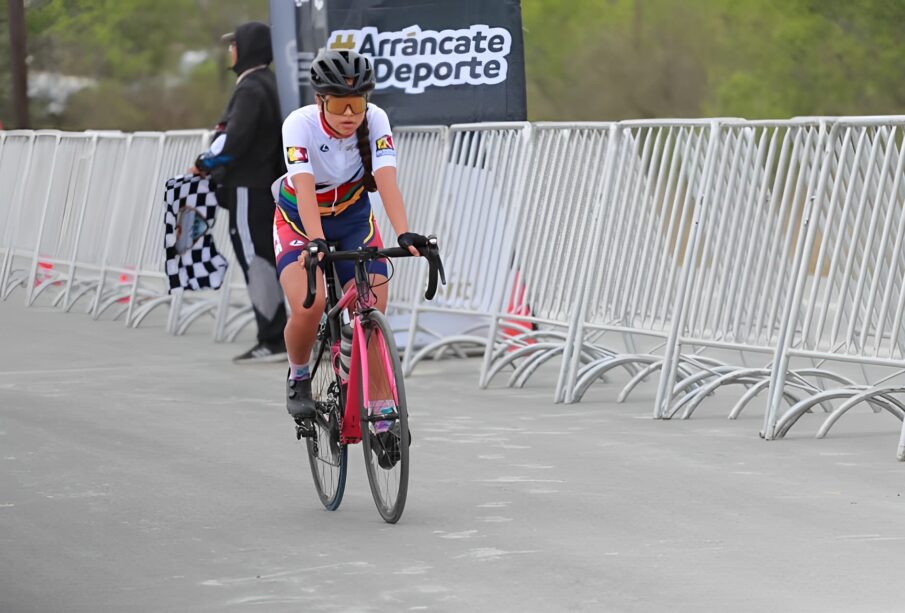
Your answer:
[305,338,348,511]
[359,311,410,523]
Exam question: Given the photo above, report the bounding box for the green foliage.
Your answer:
[522,0,905,121]
[6,0,905,128]
[27,0,265,79]
[0,9,12,127]
[17,0,267,129]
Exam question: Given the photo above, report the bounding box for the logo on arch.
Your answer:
[327,25,512,94]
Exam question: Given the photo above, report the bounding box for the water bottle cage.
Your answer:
[338,323,354,381]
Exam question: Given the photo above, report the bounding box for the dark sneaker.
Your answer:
[372,423,403,469]
[233,342,287,364]
[287,377,316,420]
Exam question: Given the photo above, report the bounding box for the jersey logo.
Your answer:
[319,144,330,153]
[286,146,309,164]
[375,134,396,157]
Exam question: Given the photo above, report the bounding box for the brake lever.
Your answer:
[437,253,447,286]
[426,236,446,285]
[302,243,320,309]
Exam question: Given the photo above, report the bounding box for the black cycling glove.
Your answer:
[397,232,429,250]
[305,238,329,263]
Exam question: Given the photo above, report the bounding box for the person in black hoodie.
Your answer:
[192,21,288,363]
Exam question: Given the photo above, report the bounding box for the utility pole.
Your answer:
[7,0,30,128]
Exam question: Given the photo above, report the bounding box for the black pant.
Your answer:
[218,185,287,346]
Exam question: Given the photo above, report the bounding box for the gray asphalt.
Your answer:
[2,297,904,613]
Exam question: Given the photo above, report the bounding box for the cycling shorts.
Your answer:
[273,195,387,287]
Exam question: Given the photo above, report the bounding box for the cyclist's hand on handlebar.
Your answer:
[300,238,329,265]
[300,238,328,309]
[397,232,429,257]
[398,233,445,300]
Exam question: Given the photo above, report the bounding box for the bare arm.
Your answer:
[291,172,325,245]
[375,167,419,256]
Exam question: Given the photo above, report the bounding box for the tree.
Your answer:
[12,0,905,128]
[521,0,905,121]
[0,6,12,127]
[710,0,905,117]
[23,0,268,130]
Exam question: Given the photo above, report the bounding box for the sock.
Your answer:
[289,362,310,381]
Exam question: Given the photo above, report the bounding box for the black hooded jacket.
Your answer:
[200,21,283,190]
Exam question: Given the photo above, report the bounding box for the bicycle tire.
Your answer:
[358,310,410,523]
[306,337,348,511]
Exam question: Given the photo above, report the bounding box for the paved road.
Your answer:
[1,298,904,612]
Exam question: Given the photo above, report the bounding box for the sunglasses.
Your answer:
[321,95,368,115]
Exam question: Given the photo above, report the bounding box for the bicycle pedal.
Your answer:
[295,420,315,440]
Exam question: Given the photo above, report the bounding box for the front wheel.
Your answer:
[306,337,348,510]
[358,310,410,523]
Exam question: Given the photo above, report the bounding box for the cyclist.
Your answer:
[273,49,425,431]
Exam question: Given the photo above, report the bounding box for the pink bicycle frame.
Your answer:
[335,284,399,444]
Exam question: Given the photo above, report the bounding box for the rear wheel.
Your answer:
[306,337,348,510]
[358,310,410,523]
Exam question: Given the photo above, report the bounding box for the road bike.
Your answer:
[297,236,444,523]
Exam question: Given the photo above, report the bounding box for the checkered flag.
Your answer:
[163,174,228,292]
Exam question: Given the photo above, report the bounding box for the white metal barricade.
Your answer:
[635,120,843,422]
[764,118,905,451]
[398,122,532,376]
[1,131,63,301]
[0,131,35,297]
[668,121,835,420]
[0,131,33,238]
[90,133,165,320]
[9,117,905,460]
[24,133,96,306]
[24,133,131,311]
[370,125,448,314]
[61,133,130,312]
[478,123,616,393]
[124,130,208,330]
[560,121,723,406]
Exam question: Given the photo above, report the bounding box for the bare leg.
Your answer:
[362,275,392,402]
[280,261,325,367]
